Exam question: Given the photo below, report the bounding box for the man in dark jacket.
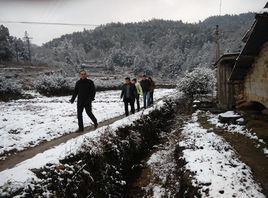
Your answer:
[140,75,151,108]
[70,70,98,132]
[120,77,137,116]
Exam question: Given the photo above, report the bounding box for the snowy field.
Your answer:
[0,89,175,159]
[0,99,167,195]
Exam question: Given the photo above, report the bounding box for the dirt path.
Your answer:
[0,96,167,172]
[197,111,268,196]
[0,114,125,172]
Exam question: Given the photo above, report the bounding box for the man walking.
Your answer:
[148,77,156,106]
[140,75,150,108]
[70,70,98,132]
[121,77,137,116]
[132,78,143,111]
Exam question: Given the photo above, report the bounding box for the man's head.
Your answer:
[125,77,131,84]
[142,74,147,80]
[79,70,87,80]
[132,78,137,84]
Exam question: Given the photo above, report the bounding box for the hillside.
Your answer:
[31,13,254,78]
[0,13,255,79]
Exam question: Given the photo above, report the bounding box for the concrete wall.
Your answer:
[244,42,268,108]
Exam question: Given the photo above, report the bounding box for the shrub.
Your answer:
[94,78,123,91]
[35,74,73,96]
[177,67,216,99]
[0,77,22,95]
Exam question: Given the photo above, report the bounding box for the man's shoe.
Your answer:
[76,128,84,133]
[94,123,98,129]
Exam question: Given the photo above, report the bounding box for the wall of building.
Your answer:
[244,42,268,108]
[217,60,235,109]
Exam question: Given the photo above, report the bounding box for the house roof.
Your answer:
[229,12,268,81]
[214,53,239,67]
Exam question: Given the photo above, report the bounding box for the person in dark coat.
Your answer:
[148,77,156,106]
[140,75,151,108]
[120,77,137,116]
[70,70,98,132]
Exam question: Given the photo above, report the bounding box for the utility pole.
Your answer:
[214,25,220,63]
[23,31,32,64]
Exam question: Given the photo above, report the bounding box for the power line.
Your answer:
[219,0,222,16]
[0,20,99,27]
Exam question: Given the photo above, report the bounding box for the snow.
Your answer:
[0,98,168,192]
[263,148,268,156]
[208,112,264,143]
[147,149,176,183]
[236,117,244,123]
[0,89,174,158]
[219,111,240,118]
[145,127,179,197]
[152,186,166,198]
[178,111,265,198]
[259,8,268,14]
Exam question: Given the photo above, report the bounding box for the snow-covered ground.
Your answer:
[179,111,265,198]
[0,99,167,195]
[0,89,174,159]
[208,111,267,155]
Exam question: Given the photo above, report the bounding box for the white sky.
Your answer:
[0,0,266,45]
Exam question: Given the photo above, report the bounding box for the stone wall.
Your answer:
[244,42,268,108]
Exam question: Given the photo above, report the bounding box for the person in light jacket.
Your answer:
[132,78,143,111]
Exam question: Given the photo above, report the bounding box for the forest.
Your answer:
[0,13,254,78]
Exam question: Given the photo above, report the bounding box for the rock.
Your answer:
[218,111,242,124]
[236,117,246,125]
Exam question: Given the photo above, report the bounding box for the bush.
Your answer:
[94,78,123,91]
[35,74,73,96]
[0,77,22,96]
[177,67,216,99]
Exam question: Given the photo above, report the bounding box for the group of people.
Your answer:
[70,70,155,132]
[120,74,155,116]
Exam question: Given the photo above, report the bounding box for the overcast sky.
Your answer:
[0,0,266,45]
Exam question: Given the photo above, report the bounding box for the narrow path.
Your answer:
[0,114,125,171]
[197,111,268,196]
[0,97,166,172]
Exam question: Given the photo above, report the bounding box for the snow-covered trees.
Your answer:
[35,73,73,96]
[32,13,253,78]
[0,25,13,62]
[177,67,216,99]
[0,77,22,96]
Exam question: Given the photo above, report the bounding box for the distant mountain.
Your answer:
[32,12,254,78]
